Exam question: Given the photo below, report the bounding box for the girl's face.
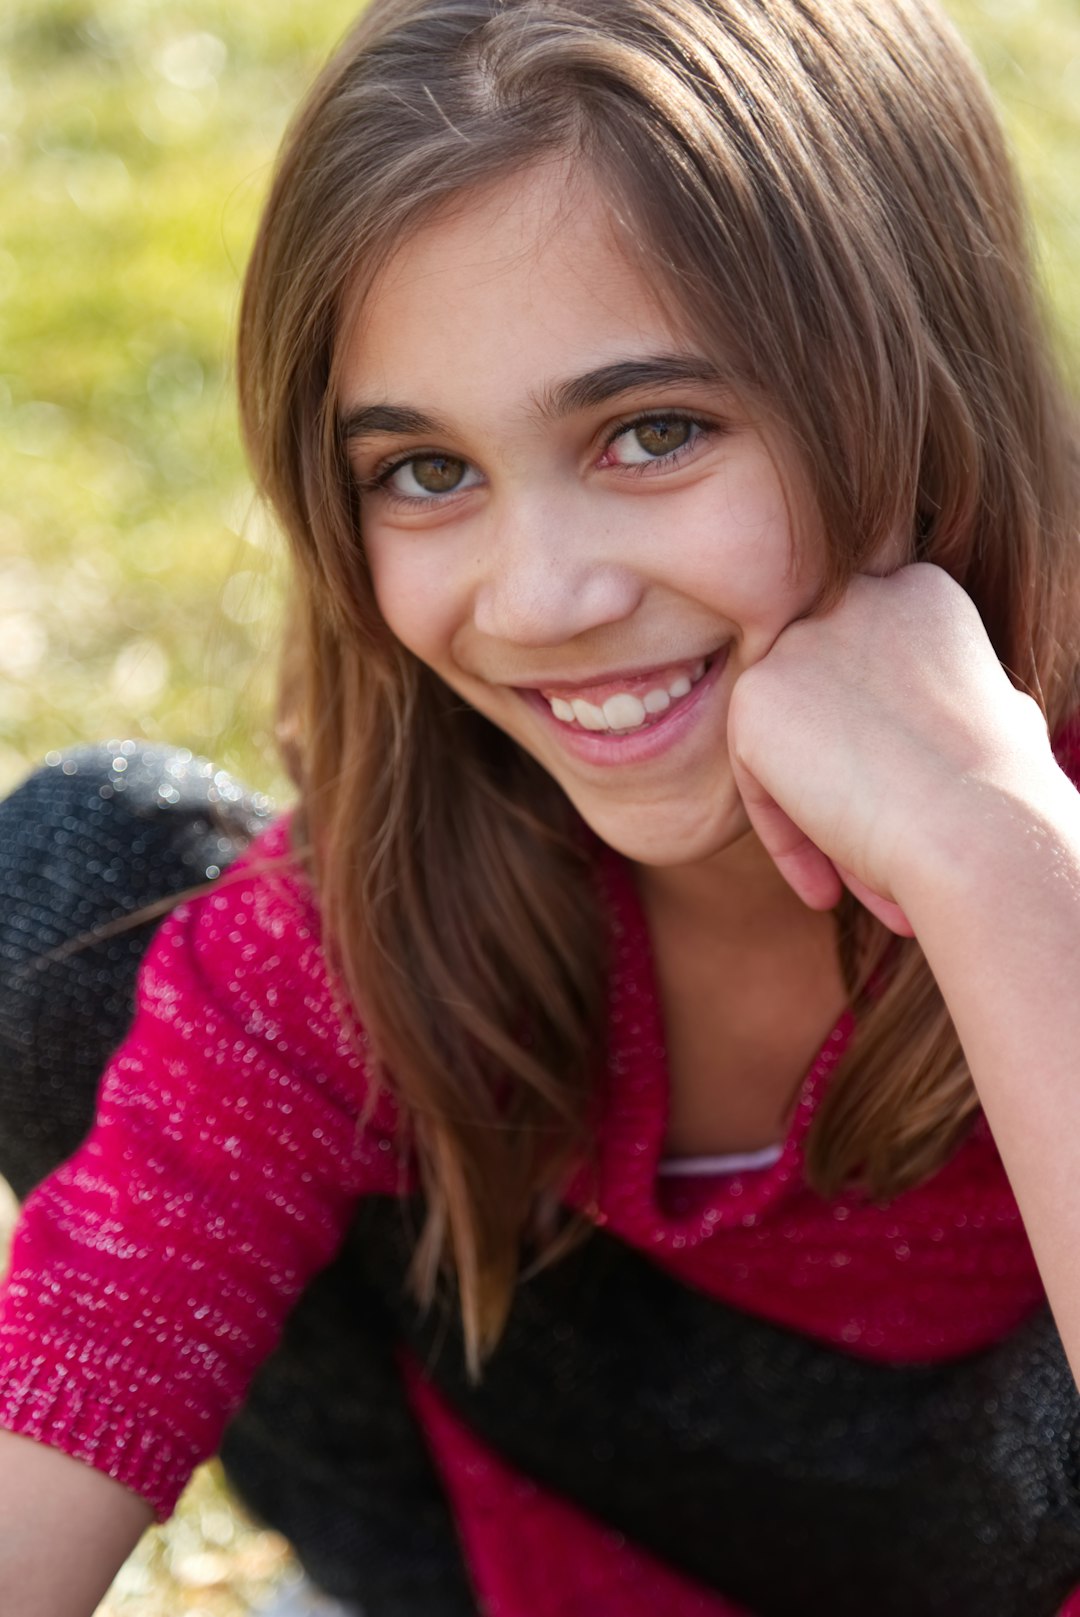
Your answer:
[340,163,828,869]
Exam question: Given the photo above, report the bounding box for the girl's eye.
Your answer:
[604,414,705,468]
[380,454,482,501]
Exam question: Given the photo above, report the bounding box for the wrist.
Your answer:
[897,761,1080,938]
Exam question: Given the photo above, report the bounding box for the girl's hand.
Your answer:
[726,563,1057,936]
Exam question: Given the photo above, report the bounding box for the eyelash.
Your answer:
[599,411,712,475]
[359,410,715,511]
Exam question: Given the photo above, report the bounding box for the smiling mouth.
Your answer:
[530,654,716,735]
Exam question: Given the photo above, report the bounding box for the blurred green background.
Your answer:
[0,0,362,807]
[0,1,1079,1612]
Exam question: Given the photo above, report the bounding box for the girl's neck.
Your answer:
[632,826,818,948]
[631,830,848,1160]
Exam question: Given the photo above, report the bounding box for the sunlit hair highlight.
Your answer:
[238,0,1080,1371]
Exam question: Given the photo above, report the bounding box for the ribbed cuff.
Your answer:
[0,1355,200,1521]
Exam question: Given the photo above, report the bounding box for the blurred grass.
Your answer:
[0,1,1079,1613]
[0,0,361,803]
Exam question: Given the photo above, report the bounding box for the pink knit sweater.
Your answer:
[1,734,1079,1613]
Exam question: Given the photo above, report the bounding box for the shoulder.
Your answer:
[145,812,401,1146]
[169,812,323,1025]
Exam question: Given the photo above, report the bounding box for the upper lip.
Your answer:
[511,651,719,695]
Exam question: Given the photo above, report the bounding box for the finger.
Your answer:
[832,863,916,937]
[735,775,844,911]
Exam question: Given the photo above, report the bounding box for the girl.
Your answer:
[1,0,1080,1613]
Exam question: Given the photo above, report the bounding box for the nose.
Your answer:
[471,497,643,647]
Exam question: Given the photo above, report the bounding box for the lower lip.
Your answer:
[518,648,729,768]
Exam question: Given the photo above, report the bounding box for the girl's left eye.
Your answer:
[602,414,708,468]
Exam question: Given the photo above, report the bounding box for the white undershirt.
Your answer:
[656,1142,784,1178]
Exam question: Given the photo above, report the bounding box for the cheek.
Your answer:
[676,458,819,628]
[365,538,460,661]
[669,504,803,626]
[649,449,801,582]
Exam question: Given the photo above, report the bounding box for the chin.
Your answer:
[575,796,751,869]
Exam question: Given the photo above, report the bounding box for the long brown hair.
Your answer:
[237,0,1080,1372]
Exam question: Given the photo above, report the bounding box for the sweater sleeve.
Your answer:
[0,818,406,1520]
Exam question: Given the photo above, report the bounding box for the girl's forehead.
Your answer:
[341,164,696,408]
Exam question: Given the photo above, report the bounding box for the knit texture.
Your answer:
[0,807,406,1520]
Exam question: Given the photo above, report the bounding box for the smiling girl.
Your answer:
[1,0,1080,1614]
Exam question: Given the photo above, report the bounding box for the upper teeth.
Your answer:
[547,661,706,733]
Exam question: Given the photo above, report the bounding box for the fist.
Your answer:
[726,564,1051,934]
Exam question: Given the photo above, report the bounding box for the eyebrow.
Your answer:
[337,353,727,443]
[535,355,727,420]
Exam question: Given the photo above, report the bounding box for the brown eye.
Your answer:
[378,452,482,502]
[406,454,467,493]
[375,451,482,505]
[634,418,692,456]
[607,415,704,468]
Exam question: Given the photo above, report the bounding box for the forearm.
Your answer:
[902,764,1080,1384]
[0,1429,152,1617]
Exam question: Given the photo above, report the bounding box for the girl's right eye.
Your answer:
[373,453,483,504]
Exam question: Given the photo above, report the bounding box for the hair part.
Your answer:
[239,0,1080,1371]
